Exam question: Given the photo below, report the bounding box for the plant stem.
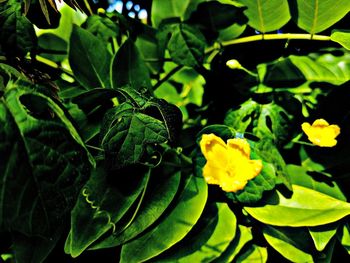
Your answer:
[153,65,183,90]
[205,33,331,53]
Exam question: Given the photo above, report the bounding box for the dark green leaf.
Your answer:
[236,0,290,33]
[290,0,350,34]
[110,39,152,93]
[83,15,119,42]
[38,33,67,62]
[101,103,169,169]
[65,166,149,257]
[167,23,206,67]
[120,174,208,263]
[245,185,350,227]
[69,25,112,89]
[90,149,182,249]
[0,0,37,56]
[0,86,93,238]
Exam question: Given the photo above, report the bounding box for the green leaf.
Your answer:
[331,30,350,50]
[151,0,202,27]
[287,164,346,201]
[120,175,208,263]
[167,23,206,67]
[188,1,247,31]
[262,225,313,262]
[69,25,112,89]
[83,15,119,42]
[290,0,350,34]
[309,224,338,251]
[236,0,290,33]
[38,33,67,62]
[245,185,350,227]
[235,244,267,263]
[65,166,149,257]
[89,150,182,249]
[0,86,93,238]
[110,39,152,93]
[224,99,293,144]
[12,229,61,263]
[100,103,169,169]
[213,225,253,263]
[0,0,37,56]
[156,203,237,262]
[338,223,350,254]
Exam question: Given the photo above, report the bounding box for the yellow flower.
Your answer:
[301,119,340,147]
[199,134,263,192]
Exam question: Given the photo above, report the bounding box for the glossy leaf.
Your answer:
[290,0,350,34]
[100,103,169,169]
[167,23,206,67]
[69,25,112,89]
[235,244,267,262]
[65,166,149,257]
[262,225,313,262]
[90,150,182,249]
[0,86,93,238]
[330,30,350,50]
[213,225,253,263]
[120,175,208,263]
[156,203,237,262]
[309,224,338,251]
[287,164,346,201]
[110,39,152,93]
[245,185,350,227]
[236,0,290,33]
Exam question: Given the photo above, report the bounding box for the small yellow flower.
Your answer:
[199,134,263,192]
[301,119,340,147]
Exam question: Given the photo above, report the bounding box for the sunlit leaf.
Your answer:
[309,224,338,251]
[235,244,267,262]
[262,225,313,262]
[236,0,290,33]
[245,185,350,227]
[290,0,350,34]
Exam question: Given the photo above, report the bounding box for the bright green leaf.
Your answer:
[156,203,237,262]
[69,25,111,89]
[245,185,350,227]
[236,0,290,33]
[290,0,350,34]
[120,175,208,263]
[235,244,267,263]
[263,225,313,262]
[110,39,152,93]
[213,225,253,263]
[309,224,338,251]
[338,223,350,254]
[331,30,350,50]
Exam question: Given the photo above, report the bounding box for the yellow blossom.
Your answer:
[301,119,340,147]
[199,134,263,192]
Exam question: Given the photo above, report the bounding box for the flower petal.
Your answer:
[200,134,228,167]
[301,119,340,147]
